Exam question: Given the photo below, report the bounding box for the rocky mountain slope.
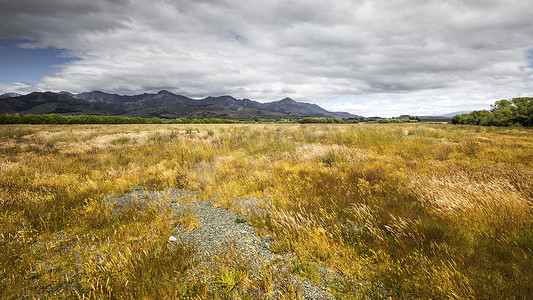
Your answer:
[0,90,360,119]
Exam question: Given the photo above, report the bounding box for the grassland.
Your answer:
[1,123,532,299]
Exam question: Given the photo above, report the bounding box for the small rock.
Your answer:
[168,236,177,242]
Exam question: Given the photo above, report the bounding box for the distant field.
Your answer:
[1,123,532,298]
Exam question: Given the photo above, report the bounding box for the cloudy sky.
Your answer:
[1,0,532,116]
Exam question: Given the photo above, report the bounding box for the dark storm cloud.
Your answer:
[0,0,129,45]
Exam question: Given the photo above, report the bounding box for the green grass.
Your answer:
[215,266,249,294]
[235,216,247,223]
[290,260,320,285]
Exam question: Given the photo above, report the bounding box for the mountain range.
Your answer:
[0,90,361,120]
[437,111,472,118]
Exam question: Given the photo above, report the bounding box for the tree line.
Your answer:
[0,114,362,124]
[451,97,532,126]
[0,114,242,124]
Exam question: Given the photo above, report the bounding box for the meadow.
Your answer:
[0,123,532,299]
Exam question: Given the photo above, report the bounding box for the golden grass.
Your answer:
[173,208,201,231]
[0,123,532,298]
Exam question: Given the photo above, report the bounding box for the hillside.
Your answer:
[0,90,361,120]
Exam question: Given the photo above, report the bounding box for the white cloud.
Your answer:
[1,0,532,116]
[0,82,47,94]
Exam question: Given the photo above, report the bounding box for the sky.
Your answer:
[1,0,532,117]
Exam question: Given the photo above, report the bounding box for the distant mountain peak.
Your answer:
[0,93,22,99]
[205,95,235,100]
[279,97,295,102]
[436,110,473,118]
[157,90,174,95]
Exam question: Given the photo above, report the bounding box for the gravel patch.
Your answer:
[110,187,338,299]
[172,201,274,262]
[171,198,336,299]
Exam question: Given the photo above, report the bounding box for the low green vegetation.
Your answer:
[1,123,532,298]
[0,113,432,125]
[452,97,533,126]
[0,113,361,124]
[0,113,242,124]
[234,216,247,224]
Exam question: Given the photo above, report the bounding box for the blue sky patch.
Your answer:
[0,39,76,83]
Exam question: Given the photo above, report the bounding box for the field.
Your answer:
[1,123,532,299]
